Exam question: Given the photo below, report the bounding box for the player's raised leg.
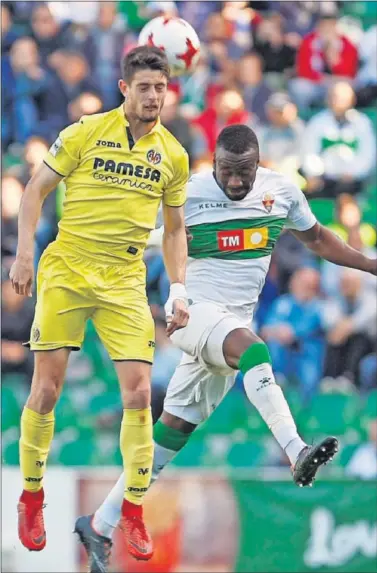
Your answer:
[94,411,193,528]
[16,243,95,551]
[75,411,195,572]
[18,348,70,551]
[113,360,155,560]
[78,274,158,562]
[222,328,339,486]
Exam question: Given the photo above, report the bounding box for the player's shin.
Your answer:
[93,419,190,538]
[20,407,55,492]
[120,408,154,506]
[153,418,190,471]
[239,343,306,465]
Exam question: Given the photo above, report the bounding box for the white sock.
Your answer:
[93,441,177,538]
[243,363,306,465]
[92,474,124,538]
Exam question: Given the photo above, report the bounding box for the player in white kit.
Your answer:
[75,125,377,572]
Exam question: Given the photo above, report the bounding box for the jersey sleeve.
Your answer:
[163,148,189,207]
[43,119,87,178]
[285,184,317,231]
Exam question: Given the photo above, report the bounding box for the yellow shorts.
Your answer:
[27,242,155,362]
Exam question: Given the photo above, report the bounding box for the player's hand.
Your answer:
[9,256,34,297]
[166,299,190,337]
[164,283,189,336]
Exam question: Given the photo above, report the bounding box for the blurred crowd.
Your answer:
[2,1,377,459]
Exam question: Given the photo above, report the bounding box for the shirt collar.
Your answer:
[117,104,161,133]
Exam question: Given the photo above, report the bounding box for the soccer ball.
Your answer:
[138,16,200,77]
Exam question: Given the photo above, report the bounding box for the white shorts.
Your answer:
[164,302,252,425]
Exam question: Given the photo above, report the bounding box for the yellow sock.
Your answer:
[121,408,153,505]
[20,407,55,492]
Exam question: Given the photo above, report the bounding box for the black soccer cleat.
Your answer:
[74,514,112,573]
[293,436,339,487]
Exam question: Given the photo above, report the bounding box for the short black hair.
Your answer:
[122,46,170,83]
[216,125,259,156]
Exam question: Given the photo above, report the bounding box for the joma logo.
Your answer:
[96,140,121,148]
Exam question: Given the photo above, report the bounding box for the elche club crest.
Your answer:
[147,149,162,165]
[262,192,275,213]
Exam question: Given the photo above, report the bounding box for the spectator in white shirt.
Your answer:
[301,81,376,200]
[259,92,305,173]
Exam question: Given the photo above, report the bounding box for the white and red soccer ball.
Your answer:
[138,16,201,77]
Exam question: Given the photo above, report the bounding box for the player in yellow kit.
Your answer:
[9,46,189,562]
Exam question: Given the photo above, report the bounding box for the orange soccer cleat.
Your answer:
[17,488,46,551]
[118,499,153,561]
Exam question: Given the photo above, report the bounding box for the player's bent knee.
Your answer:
[27,378,60,414]
[121,384,151,409]
[154,416,193,453]
[28,349,70,412]
[160,411,196,434]
[238,342,272,374]
[223,328,262,369]
[115,361,152,408]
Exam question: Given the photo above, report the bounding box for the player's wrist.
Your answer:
[16,250,34,263]
[169,282,188,301]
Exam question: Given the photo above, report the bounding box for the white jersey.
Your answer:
[183,168,316,321]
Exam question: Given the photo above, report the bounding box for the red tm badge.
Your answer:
[217,230,244,251]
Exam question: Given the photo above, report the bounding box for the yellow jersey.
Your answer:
[44,104,189,264]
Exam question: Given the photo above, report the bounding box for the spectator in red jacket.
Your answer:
[289,15,359,110]
[192,88,251,153]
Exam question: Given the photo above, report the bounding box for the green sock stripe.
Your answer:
[153,420,190,452]
[239,342,272,374]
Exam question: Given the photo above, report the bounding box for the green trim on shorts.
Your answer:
[153,420,190,452]
[239,342,272,374]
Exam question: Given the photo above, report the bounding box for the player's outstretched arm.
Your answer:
[162,203,189,335]
[292,222,377,275]
[9,163,63,296]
